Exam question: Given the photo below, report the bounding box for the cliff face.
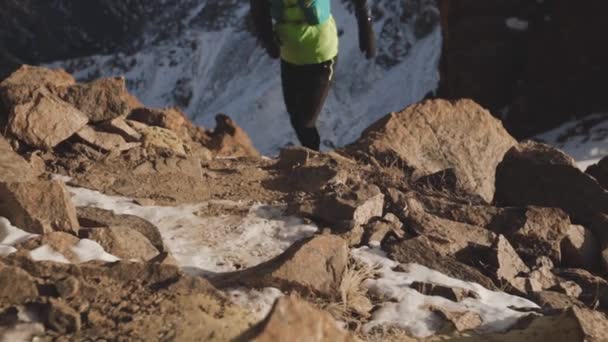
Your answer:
[439,0,608,138]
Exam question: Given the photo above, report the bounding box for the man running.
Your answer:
[250,0,376,151]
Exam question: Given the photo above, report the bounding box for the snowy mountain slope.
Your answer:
[536,113,608,170]
[52,0,441,154]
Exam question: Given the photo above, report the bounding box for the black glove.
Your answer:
[354,0,376,59]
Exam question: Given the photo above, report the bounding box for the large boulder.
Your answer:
[495,141,608,225]
[0,179,80,235]
[59,77,131,122]
[495,141,608,269]
[7,89,89,150]
[349,99,516,202]
[240,295,357,342]
[76,125,140,152]
[213,235,349,298]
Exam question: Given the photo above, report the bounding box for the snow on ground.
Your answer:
[29,245,71,264]
[352,247,538,338]
[68,186,318,275]
[538,113,608,170]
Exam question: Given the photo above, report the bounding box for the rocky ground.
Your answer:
[1,66,608,341]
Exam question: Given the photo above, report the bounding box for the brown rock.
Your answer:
[213,235,348,298]
[242,295,357,342]
[570,306,608,342]
[0,65,75,89]
[495,141,608,227]
[555,268,608,309]
[55,276,81,299]
[86,226,159,262]
[0,265,38,304]
[387,236,497,289]
[141,126,187,156]
[46,298,81,334]
[532,291,583,310]
[586,157,608,190]
[411,282,478,302]
[526,257,557,293]
[408,193,573,266]
[76,125,140,152]
[17,231,80,262]
[348,99,516,202]
[551,280,583,299]
[206,114,260,158]
[129,107,187,134]
[487,235,530,294]
[561,225,601,270]
[298,183,384,228]
[0,180,79,235]
[0,136,36,182]
[8,90,89,149]
[406,208,497,257]
[59,77,131,122]
[76,207,164,252]
[363,213,405,246]
[431,307,483,332]
[98,117,142,142]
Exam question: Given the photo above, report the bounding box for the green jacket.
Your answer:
[275,12,338,65]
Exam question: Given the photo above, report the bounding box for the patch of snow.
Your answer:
[71,239,120,263]
[352,247,538,338]
[506,17,529,31]
[68,186,318,274]
[29,245,70,264]
[537,113,608,170]
[228,287,284,321]
[0,217,37,246]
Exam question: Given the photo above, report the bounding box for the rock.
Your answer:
[586,157,608,190]
[59,77,131,122]
[206,114,260,158]
[487,235,530,294]
[0,180,79,235]
[0,265,38,304]
[590,214,608,272]
[241,295,356,342]
[386,236,497,289]
[408,193,573,266]
[495,141,608,227]
[0,65,75,89]
[148,252,179,266]
[55,276,81,299]
[363,213,405,247]
[85,226,159,262]
[561,225,601,270]
[141,126,187,156]
[569,306,608,341]
[554,268,608,309]
[129,107,187,134]
[431,306,483,332]
[8,90,89,149]
[551,280,583,299]
[348,99,516,202]
[0,136,36,182]
[46,298,81,334]
[98,117,142,142]
[17,231,80,262]
[410,282,478,302]
[532,291,584,310]
[76,125,141,152]
[298,183,384,228]
[406,208,497,257]
[213,235,349,298]
[526,257,557,293]
[76,207,164,252]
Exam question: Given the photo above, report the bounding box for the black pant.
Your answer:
[281,57,337,151]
